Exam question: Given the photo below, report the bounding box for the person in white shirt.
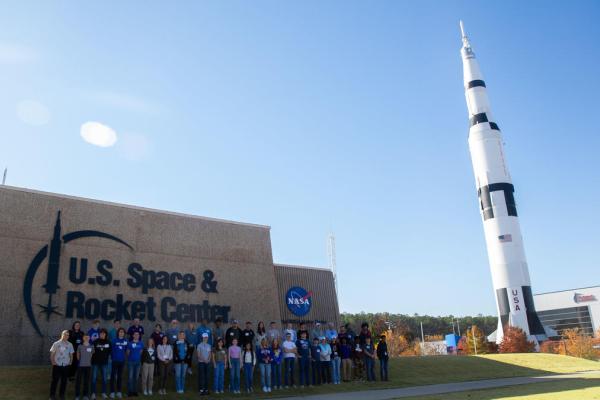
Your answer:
[282,333,297,388]
[156,336,173,395]
[49,330,74,400]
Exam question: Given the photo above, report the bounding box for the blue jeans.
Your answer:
[243,363,253,391]
[229,358,240,392]
[259,363,271,388]
[127,361,140,393]
[197,362,210,392]
[332,357,341,384]
[105,358,112,382]
[174,362,188,392]
[284,357,295,386]
[271,363,281,388]
[320,360,331,383]
[365,357,375,381]
[298,357,309,386]
[213,361,225,392]
[379,358,388,381]
[110,360,124,393]
[311,360,320,385]
[91,364,108,394]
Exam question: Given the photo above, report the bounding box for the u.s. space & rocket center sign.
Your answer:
[24,211,231,337]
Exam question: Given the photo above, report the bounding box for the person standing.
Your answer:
[267,321,281,345]
[325,322,338,343]
[126,331,143,397]
[330,337,341,384]
[91,329,111,399]
[156,336,173,395]
[150,324,165,352]
[75,333,93,400]
[340,337,352,382]
[270,338,283,390]
[297,322,309,342]
[173,331,193,394]
[241,321,255,349]
[228,338,242,394]
[196,319,212,346]
[376,334,389,381]
[358,322,372,347]
[283,322,297,343]
[257,338,273,393]
[140,338,156,396]
[110,327,128,398]
[49,330,74,400]
[255,321,267,349]
[310,338,321,386]
[196,333,212,395]
[127,318,144,342]
[362,336,376,382]
[225,320,242,348]
[319,337,332,384]
[88,320,101,344]
[165,320,180,345]
[108,320,120,343]
[212,317,225,344]
[282,332,297,388]
[68,321,84,379]
[310,322,323,342]
[185,322,198,376]
[242,342,256,393]
[212,338,228,394]
[296,331,310,388]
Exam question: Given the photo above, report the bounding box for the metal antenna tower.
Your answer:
[327,232,338,295]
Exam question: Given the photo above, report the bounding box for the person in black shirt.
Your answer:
[68,321,84,379]
[297,322,309,342]
[376,334,389,381]
[225,320,242,348]
[241,321,255,348]
[91,328,111,397]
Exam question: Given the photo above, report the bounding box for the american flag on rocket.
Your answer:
[498,234,512,243]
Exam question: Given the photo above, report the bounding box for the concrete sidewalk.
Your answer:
[276,371,599,400]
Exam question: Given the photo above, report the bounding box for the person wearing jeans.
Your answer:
[228,338,242,393]
[126,332,143,397]
[110,328,128,398]
[157,336,173,395]
[173,331,192,394]
[318,337,332,384]
[75,334,93,400]
[270,339,283,390]
[242,343,256,393]
[196,333,212,395]
[282,333,297,388]
[257,338,273,392]
[331,337,341,384]
[376,334,389,381]
[212,338,228,394]
[91,329,111,398]
[296,332,311,387]
[362,337,376,382]
[310,338,321,386]
[50,330,74,400]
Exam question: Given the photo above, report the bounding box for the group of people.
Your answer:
[49,318,389,400]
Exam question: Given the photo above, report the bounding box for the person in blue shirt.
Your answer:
[110,328,128,398]
[127,331,144,397]
[166,320,180,345]
[127,318,144,342]
[296,332,311,387]
[87,319,101,344]
[325,322,338,343]
[173,331,193,394]
[310,338,321,386]
[196,319,212,346]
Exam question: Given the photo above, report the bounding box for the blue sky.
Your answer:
[1,1,599,316]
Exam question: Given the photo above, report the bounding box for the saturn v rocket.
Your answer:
[459,22,545,343]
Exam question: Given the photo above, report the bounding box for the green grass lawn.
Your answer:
[0,354,598,400]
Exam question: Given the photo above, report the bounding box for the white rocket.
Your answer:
[460,21,545,343]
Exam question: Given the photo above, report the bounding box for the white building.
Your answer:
[534,286,600,337]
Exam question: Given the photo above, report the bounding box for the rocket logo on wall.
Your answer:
[459,22,546,343]
[23,211,133,336]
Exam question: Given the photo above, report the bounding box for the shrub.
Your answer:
[563,329,597,360]
[498,326,536,353]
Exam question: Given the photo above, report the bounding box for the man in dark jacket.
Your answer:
[91,329,111,397]
[376,334,389,381]
[240,321,255,348]
[225,320,243,348]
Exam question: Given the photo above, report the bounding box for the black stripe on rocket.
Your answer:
[496,286,546,336]
[469,112,500,131]
[478,183,518,220]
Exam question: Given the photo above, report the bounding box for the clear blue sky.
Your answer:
[1,1,599,316]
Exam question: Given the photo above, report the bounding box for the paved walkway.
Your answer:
[276,371,599,400]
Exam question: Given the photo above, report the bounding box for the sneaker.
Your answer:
[102,395,108,399]
[268,387,272,392]
[148,391,152,395]
[91,395,97,400]
[75,397,80,400]
[116,393,123,399]
[143,391,147,396]
[284,386,289,389]
[109,394,115,399]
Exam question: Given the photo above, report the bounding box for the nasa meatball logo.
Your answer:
[286,286,312,317]
[24,211,230,337]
